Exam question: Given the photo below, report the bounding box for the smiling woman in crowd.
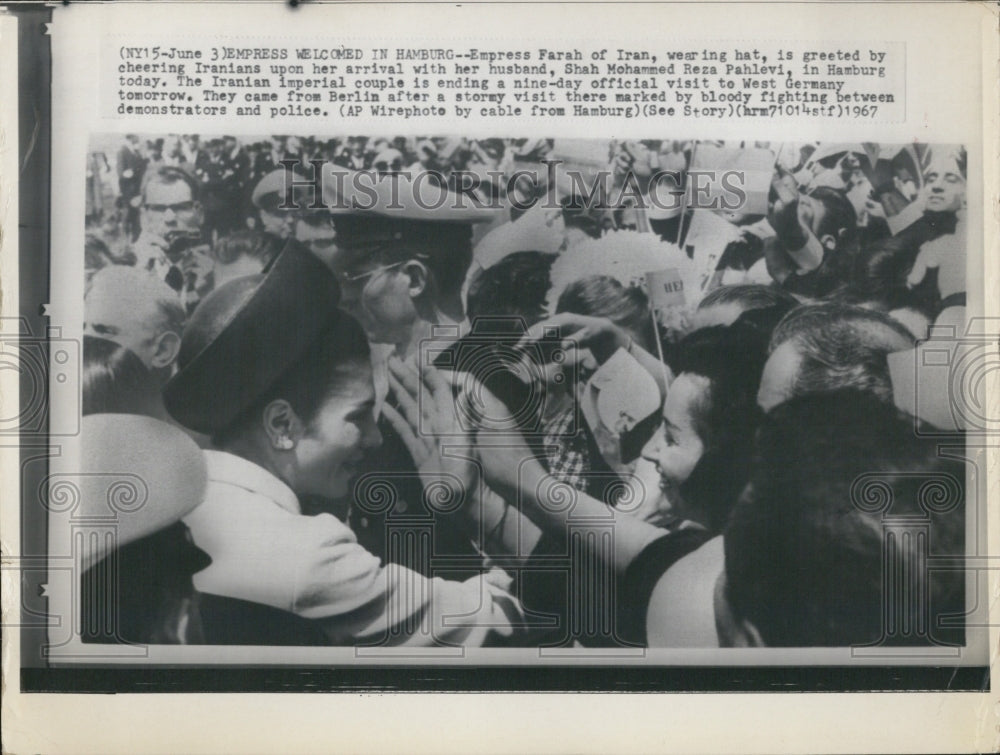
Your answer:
[641,319,769,535]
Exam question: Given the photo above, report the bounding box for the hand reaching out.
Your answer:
[381,356,479,515]
[907,216,966,299]
[514,312,629,381]
[514,312,670,397]
[767,169,809,251]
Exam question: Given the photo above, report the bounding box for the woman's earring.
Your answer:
[275,436,294,450]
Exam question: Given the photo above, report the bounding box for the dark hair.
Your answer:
[835,245,937,319]
[83,336,160,417]
[668,321,768,531]
[411,246,471,300]
[769,303,915,405]
[85,234,114,273]
[725,389,965,646]
[560,194,603,239]
[85,234,136,276]
[141,164,201,203]
[809,186,857,244]
[556,275,655,350]
[466,251,557,325]
[212,230,283,267]
[731,302,799,346]
[698,284,798,314]
[779,187,859,299]
[212,313,371,447]
[478,138,505,157]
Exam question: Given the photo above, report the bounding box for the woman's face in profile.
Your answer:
[641,372,708,500]
[293,360,382,499]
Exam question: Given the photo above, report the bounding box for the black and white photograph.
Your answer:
[71,132,977,653]
[2,1,996,753]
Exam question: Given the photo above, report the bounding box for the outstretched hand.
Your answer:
[768,169,809,251]
[467,379,547,505]
[517,312,630,365]
[514,312,670,397]
[907,217,966,299]
[382,356,479,513]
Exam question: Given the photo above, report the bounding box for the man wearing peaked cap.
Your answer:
[160,240,525,646]
[308,166,502,581]
[317,164,501,355]
[251,168,299,243]
[253,163,348,269]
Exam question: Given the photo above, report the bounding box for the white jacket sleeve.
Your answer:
[289,513,524,646]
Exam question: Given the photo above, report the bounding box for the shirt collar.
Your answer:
[203,450,301,515]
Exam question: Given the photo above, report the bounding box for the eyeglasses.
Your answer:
[336,261,405,289]
[144,200,197,215]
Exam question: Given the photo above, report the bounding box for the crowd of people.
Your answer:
[78,132,969,649]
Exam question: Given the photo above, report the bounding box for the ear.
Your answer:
[149,330,181,371]
[402,260,429,298]
[819,233,838,253]
[191,200,205,225]
[262,399,304,451]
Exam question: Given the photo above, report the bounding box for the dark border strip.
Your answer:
[23,665,990,693]
[11,3,55,672]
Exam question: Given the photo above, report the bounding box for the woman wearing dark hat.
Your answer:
[163,241,523,646]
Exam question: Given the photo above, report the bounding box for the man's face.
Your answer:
[757,340,802,412]
[922,156,965,213]
[259,206,296,240]
[141,179,201,240]
[294,214,341,269]
[337,259,417,347]
[84,293,160,368]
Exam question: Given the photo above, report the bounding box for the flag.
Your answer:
[644,267,686,310]
[682,209,743,297]
[688,144,775,216]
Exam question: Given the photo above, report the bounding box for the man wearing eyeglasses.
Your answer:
[130,164,214,312]
[324,166,497,359]
[316,168,501,580]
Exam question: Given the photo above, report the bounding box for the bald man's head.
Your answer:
[84,266,186,374]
